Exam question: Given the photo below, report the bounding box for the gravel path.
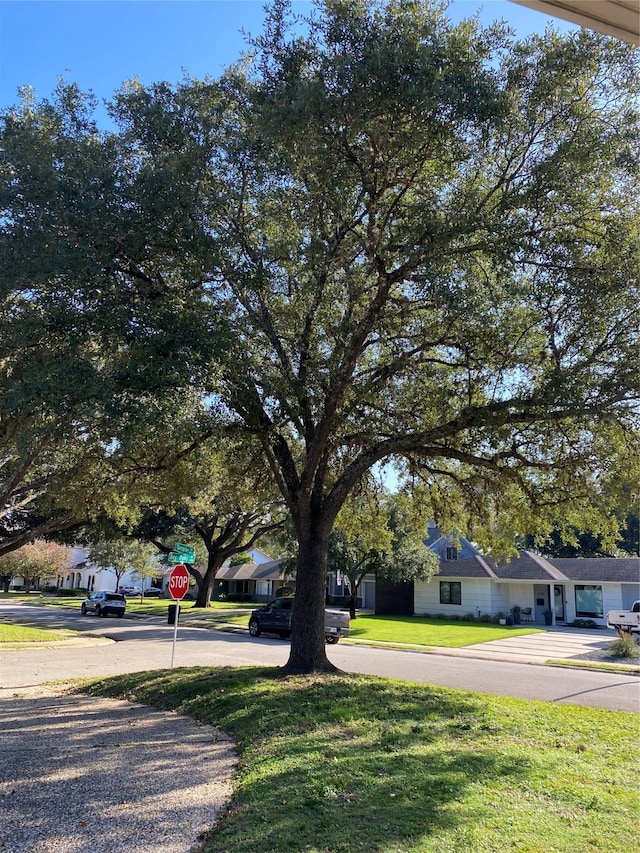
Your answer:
[0,687,237,853]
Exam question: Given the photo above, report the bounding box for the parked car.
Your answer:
[118,585,141,596]
[606,600,640,634]
[248,597,350,644]
[142,587,164,597]
[81,592,126,618]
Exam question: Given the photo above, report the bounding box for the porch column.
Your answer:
[548,584,556,626]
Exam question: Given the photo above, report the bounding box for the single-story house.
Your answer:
[410,550,640,627]
[374,522,640,626]
[215,559,293,602]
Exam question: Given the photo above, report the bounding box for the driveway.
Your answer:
[432,626,622,666]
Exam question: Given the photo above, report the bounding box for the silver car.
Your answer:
[81,592,126,618]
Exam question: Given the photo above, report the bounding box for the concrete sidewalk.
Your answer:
[432,626,638,668]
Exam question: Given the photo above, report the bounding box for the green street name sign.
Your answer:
[174,542,196,555]
[168,551,196,564]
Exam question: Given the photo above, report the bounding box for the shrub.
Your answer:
[276,587,294,597]
[609,631,640,659]
[478,613,493,623]
[570,619,599,629]
[56,588,86,597]
[462,612,476,621]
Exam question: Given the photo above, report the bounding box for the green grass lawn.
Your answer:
[348,614,541,646]
[126,599,255,617]
[0,623,73,643]
[82,666,640,853]
[168,610,544,645]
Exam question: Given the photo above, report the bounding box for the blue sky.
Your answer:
[0,1,578,118]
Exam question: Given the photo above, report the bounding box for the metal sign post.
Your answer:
[168,563,190,669]
[170,601,180,669]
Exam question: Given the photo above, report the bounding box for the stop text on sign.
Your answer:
[168,564,190,600]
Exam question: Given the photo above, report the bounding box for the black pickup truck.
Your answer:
[248,596,351,644]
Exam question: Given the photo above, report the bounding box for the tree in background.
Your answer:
[521,508,640,558]
[0,540,71,592]
[139,503,285,607]
[134,441,287,607]
[330,489,437,618]
[86,536,157,594]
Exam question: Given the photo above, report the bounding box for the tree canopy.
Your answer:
[1,0,638,672]
[0,539,70,592]
[130,437,287,607]
[0,81,226,554]
[330,488,438,617]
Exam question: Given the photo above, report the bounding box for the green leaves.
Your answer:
[331,489,438,591]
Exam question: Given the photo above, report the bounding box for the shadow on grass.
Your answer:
[80,666,528,853]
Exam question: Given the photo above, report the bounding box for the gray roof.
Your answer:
[435,550,639,584]
[492,551,567,582]
[551,558,640,584]
[216,560,287,582]
[435,555,498,579]
[425,525,480,559]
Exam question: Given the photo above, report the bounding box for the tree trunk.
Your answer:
[283,523,340,674]
[193,552,223,608]
[349,589,357,621]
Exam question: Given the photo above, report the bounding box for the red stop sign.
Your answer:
[168,564,190,600]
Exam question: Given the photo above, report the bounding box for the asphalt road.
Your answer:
[2,603,639,713]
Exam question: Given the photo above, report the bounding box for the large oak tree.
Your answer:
[2,1,638,673]
[130,439,287,607]
[200,1,637,671]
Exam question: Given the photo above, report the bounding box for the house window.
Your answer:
[445,546,458,561]
[440,581,462,605]
[574,585,603,618]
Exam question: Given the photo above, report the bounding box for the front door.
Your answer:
[554,585,565,623]
[534,584,549,623]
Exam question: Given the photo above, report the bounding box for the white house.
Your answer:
[413,549,640,627]
[42,547,164,594]
[371,522,640,626]
[35,544,278,598]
